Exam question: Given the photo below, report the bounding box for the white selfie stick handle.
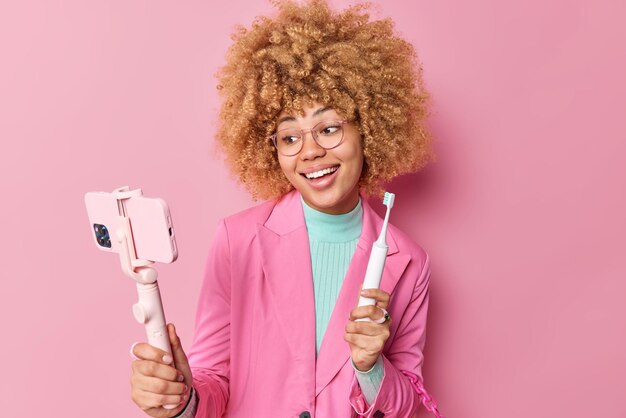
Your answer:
[357,242,388,308]
[132,280,177,410]
[133,281,172,354]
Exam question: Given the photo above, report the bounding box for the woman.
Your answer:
[130,1,435,416]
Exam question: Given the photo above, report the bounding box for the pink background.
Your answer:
[1,0,624,417]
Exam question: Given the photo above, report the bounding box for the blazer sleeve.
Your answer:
[186,219,231,417]
[349,254,431,417]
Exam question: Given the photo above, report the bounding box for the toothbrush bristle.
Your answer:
[383,192,395,208]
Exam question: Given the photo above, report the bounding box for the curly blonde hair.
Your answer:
[215,0,432,199]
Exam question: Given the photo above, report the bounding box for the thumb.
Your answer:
[167,323,193,386]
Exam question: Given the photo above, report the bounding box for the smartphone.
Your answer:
[84,190,178,263]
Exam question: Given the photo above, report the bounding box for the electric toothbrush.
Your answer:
[358,192,395,308]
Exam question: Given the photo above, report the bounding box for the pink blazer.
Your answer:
[187,190,431,417]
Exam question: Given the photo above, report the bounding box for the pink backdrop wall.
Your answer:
[1,1,624,417]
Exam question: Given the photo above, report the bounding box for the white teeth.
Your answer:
[304,166,338,179]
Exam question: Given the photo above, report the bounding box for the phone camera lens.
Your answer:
[94,224,111,247]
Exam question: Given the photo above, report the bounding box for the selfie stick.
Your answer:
[112,187,177,409]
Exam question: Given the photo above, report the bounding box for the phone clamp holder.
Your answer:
[112,186,173,357]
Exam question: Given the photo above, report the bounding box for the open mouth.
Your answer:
[302,166,339,180]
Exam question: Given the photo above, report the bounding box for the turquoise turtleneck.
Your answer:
[301,196,362,353]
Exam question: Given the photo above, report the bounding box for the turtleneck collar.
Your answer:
[300,195,363,242]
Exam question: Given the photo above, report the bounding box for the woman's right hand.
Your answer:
[130,324,194,418]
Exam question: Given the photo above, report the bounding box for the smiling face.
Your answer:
[275,103,364,215]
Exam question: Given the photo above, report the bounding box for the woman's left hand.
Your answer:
[344,288,391,371]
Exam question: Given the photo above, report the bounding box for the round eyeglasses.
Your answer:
[270,120,348,156]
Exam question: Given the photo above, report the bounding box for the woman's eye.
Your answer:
[320,126,340,135]
[281,135,299,144]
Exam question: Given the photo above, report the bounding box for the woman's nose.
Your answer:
[298,131,326,160]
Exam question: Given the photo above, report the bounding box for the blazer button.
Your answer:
[373,411,385,418]
[299,412,311,418]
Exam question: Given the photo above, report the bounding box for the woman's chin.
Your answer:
[300,189,359,215]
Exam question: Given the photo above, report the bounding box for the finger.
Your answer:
[131,374,188,396]
[343,333,387,353]
[132,359,181,382]
[360,288,390,309]
[345,320,389,336]
[349,304,387,322]
[167,324,193,383]
[132,342,175,366]
[130,342,141,360]
[132,388,189,410]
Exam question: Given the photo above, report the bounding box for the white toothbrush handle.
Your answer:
[133,281,178,410]
[358,243,388,307]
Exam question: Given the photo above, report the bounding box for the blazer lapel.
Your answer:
[314,197,411,396]
[255,191,317,365]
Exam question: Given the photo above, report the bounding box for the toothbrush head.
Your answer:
[383,192,395,208]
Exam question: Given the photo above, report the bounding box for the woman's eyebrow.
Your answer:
[312,107,331,117]
[277,115,296,125]
[277,107,332,125]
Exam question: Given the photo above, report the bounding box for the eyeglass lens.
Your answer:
[274,120,344,156]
